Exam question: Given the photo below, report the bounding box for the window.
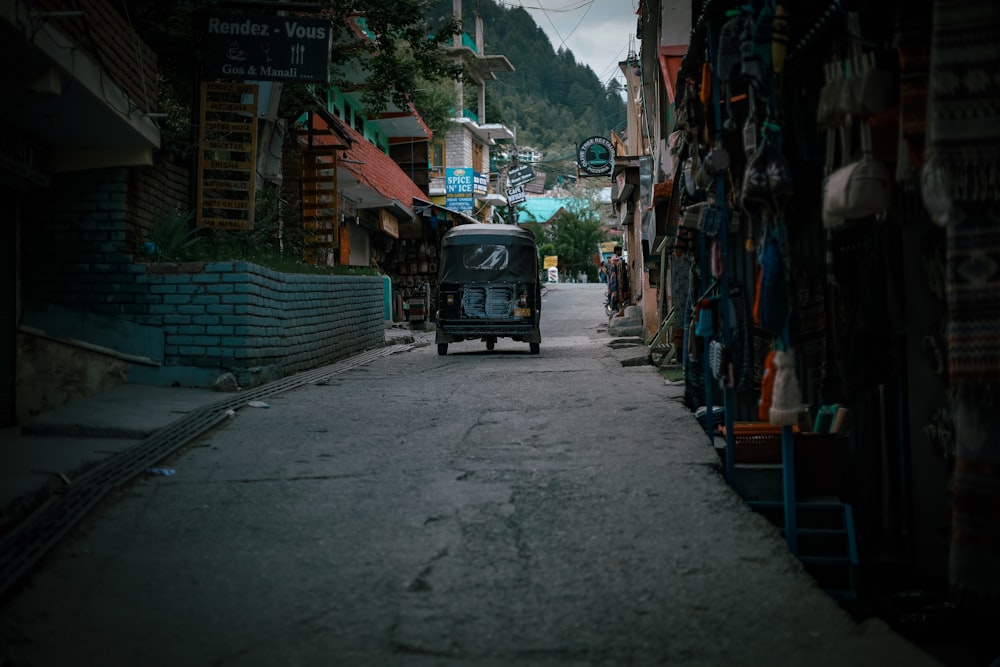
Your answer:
[472,140,484,174]
[430,139,445,177]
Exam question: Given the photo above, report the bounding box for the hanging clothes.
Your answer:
[607,251,631,314]
[924,0,1000,610]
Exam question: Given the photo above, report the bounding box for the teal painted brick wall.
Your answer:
[22,168,386,389]
[140,262,384,386]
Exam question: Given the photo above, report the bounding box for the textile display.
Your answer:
[607,254,631,313]
[922,1,1000,222]
[925,0,1000,609]
[946,203,1000,609]
[946,204,1000,384]
[949,398,1000,609]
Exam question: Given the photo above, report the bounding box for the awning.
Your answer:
[413,198,481,225]
[479,193,507,207]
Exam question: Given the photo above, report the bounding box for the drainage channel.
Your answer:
[0,342,420,600]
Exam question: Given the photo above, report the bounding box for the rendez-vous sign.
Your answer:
[202,14,332,83]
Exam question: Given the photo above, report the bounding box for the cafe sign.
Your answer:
[577,136,614,177]
[201,14,332,83]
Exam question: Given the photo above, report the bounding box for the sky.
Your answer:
[508,0,641,91]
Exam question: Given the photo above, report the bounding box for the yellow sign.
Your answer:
[543,256,558,269]
[379,209,399,239]
[196,81,258,229]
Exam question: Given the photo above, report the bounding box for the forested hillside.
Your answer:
[430,0,627,178]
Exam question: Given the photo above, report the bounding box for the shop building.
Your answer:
[615,0,999,623]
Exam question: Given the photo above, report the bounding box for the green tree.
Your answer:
[544,194,603,281]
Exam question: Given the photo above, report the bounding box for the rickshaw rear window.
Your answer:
[462,244,509,271]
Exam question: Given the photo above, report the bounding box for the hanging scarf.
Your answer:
[928,1,1000,608]
[923,1,1000,218]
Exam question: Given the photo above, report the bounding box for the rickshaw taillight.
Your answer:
[518,292,528,307]
[445,293,456,306]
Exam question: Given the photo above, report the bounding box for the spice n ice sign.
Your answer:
[202,14,332,83]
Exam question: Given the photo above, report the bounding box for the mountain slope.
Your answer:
[431,0,627,179]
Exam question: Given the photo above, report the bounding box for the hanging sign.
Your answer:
[577,136,614,176]
[196,82,258,229]
[201,14,332,83]
[506,184,526,205]
[508,164,535,186]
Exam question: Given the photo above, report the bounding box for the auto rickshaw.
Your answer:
[435,223,541,355]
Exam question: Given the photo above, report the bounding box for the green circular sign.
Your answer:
[577,136,614,176]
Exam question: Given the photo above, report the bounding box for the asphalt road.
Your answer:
[0,283,943,666]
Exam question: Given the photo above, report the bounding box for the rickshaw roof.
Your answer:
[441,223,536,248]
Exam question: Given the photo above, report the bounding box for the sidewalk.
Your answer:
[0,327,419,534]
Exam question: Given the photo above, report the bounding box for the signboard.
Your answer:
[201,14,332,83]
[447,196,474,212]
[379,209,399,239]
[506,184,526,205]
[543,255,559,269]
[577,136,614,176]
[445,167,473,195]
[473,171,488,196]
[196,81,258,229]
[508,164,535,186]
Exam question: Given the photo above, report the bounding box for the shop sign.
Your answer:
[201,14,332,83]
[508,164,535,186]
[196,81,258,230]
[543,255,558,269]
[474,171,488,195]
[506,184,526,205]
[379,209,399,239]
[446,167,473,195]
[577,136,614,176]
[447,196,474,212]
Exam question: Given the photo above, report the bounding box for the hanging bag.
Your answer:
[821,118,890,225]
[821,13,891,228]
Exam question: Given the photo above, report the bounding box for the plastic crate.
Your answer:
[725,422,786,463]
[718,423,849,496]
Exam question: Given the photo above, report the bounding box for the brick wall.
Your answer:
[37,0,158,112]
[138,262,384,387]
[128,158,191,252]
[21,169,140,318]
[21,168,386,390]
[445,127,473,170]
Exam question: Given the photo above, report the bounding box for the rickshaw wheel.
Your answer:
[486,337,496,351]
[437,343,448,356]
[530,342,540,355]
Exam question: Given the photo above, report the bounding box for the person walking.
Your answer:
[607,245,630,317]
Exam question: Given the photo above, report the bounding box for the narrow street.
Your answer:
[0,284,941,666]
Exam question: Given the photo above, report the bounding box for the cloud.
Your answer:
[518,0,639,86]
